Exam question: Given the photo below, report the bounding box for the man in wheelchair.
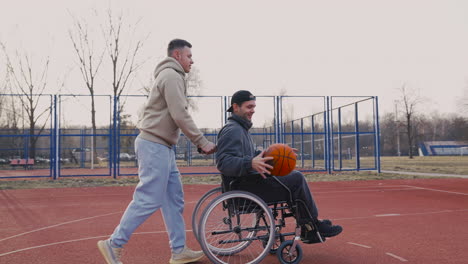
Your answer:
[216,90,343,243]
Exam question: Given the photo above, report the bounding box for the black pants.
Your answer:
[224,170,319,220]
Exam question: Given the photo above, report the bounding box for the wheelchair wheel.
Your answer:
[192,186,222,242]
[265,233,284,254]
[198,191,275,264]
[277,240,303,264]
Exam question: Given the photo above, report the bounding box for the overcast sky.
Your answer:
[1,0,468,127]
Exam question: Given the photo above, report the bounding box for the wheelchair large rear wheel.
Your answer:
[192,186,222,242]
[198,191,275,264]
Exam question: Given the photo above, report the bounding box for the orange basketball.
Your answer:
[264,143,296,176]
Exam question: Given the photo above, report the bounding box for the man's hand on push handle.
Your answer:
[198,142,217,155]
[252,150,274,179]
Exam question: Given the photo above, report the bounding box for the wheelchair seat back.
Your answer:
[221,174,291,204]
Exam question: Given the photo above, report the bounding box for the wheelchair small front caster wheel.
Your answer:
[277,240,303,264]
[263,235,284,254]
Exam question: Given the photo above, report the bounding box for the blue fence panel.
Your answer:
[57,95,112,178]
[329,96,380,172]
[0,94,54,178]
[0,94,381,179]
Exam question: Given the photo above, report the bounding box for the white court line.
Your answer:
[347,242,409,262]
[375,214,401,217]
[0,230,183,257]
[0,211,123,242]
[386,252,408,262]
[335,208,468,221]
[0,235,108,257]
[314,188,418,194]
[347,242,372,248]
[381,170,468,179]
[312,185,412,190]
[404,185,468,196]
[348,242,409,262]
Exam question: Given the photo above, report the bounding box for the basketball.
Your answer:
[264,143,296,176]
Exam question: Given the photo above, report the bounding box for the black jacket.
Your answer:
[216,114,260,179]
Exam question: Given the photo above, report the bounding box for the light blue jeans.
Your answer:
[110,136,185,251]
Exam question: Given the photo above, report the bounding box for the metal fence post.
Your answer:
[326,97,332,174]
[53,95,58,180]
[374,96,381,173]
[354,102,361,170]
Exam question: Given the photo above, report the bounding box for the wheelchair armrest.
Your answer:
[220,175,242,192]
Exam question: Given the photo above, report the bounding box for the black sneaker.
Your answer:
[319,219,332,226]
[317,221,343,237]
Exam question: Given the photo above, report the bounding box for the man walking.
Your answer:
[98,39,216,264]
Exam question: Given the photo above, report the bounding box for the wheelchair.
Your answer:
[192,174,326,264]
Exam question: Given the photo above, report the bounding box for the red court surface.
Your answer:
[0,178,467,263]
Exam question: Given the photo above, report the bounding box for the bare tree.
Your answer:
[397,84,422,158]
[102,8,147,111]
[186,67,204,112]
[0,69,6,125]
[279,87,294,122]
[69,14,105,163]
[460,84,468,116]
[0,61,24,159]
[0,72,20,130]
[379,112,399,155]
[1,42,52,159]
[139,76,153,95]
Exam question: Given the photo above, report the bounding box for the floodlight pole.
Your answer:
[375,96,381,173]
[395,100,401,156]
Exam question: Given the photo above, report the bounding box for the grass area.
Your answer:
[1,156,466,190]
[380,156,468,175]
[301,156,468,175]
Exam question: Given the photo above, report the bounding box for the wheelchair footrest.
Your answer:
[302,234,326,244]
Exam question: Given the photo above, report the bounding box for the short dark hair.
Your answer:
[167,39,192,56]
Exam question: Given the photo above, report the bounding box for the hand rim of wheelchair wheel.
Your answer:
[191,187,222,243]
[198,191,276,264]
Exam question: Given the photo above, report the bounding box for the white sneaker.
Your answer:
[97,239,123,264]
[169,246,204,264]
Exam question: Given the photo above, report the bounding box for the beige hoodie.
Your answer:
[137,57,209,148]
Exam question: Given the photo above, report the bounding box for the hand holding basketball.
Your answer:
[252,151,274,179]
[264,143,296,176]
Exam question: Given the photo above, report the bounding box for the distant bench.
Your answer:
[10,159,34,170]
